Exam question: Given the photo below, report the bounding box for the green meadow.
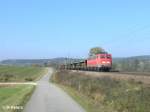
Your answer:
[0,85,35,112]
[0,66,46,82]
[0,66,46,112]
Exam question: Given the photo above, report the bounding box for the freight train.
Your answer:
[61,53,112,72]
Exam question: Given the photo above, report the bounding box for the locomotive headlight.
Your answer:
[107,61,110,63]
[102,61,106,64]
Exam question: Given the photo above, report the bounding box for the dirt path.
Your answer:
[23,68,85,112]
[0,82,37,85]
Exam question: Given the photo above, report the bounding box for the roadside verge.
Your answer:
[51,70,150,112]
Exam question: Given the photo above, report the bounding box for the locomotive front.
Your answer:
[87,53,112,71]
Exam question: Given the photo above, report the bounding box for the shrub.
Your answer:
[25,78,33,81]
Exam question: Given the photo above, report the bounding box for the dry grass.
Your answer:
[52,70,150,112]
[70,70,150,85]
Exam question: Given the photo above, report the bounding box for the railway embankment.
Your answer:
[51,70,150,112]
[70,70,150,85]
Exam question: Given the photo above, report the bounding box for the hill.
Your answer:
[0,58,83,67]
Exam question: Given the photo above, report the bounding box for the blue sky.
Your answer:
[0,0,150,60]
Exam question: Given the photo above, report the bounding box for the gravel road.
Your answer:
[23,68,85,112]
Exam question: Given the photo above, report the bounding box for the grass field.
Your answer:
[0,66,46,82]
[52,70,150,112]
[0,65,47,112]
[0,85,35,112]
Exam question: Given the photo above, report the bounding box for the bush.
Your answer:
[25,78,33,81]
[0,73,14,82]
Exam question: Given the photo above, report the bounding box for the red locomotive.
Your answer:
[61,53,112,72]
[87,53,112,71]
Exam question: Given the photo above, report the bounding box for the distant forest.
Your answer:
[113,55,150,72]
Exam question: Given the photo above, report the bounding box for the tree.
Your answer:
[89,47,106,57]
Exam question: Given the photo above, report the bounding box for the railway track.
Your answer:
[65,69,150,76]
